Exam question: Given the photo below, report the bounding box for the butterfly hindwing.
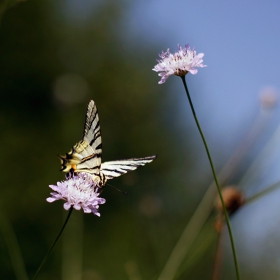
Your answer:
[100,155,157,180]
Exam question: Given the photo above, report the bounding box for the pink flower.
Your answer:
[153,44,206,84]
[47,173,105,216]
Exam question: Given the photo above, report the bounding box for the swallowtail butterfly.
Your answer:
[59,100,156,190]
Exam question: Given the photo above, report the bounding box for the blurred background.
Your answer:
[1,0,280,279]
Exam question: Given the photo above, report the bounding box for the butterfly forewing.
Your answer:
[75,100,103,173]
[59,100,102,175]
[83,100,102,157]
[100,156,157,180]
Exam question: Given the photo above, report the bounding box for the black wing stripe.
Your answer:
[89,106,99,135]
[90,130,101,147]
[89,121,101,148]
[92,119,100,134]
[80,153,102,163]
[91,120,100,137]
[101,168,131,173]
[77,166,100,171]
[95,143,102,150]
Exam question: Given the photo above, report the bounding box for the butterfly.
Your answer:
[59,100,156,190]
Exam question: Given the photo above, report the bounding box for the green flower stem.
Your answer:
[181,76,240,280]
[32,207,73,280]
[0,205,28,280]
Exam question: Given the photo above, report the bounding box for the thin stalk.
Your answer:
[239,114,280,189]
[32,207,73,280]
[246,180,280,204]
[0,205,28,280]
[174,220,216,280]
[158,184,216,280]
[211,227,223,280]
[181,76,240,280]
[62,210,83,280]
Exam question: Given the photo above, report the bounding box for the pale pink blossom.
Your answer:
[153,44,206,84]
[47,173,105,216]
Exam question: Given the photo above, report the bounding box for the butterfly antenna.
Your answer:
[106,183,127,195]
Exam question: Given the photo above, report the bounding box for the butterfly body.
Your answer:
[59,100,156,189]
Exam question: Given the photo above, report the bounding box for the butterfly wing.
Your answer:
[59,100,103,178]
[82,100,102,154]
[74,100,102,174]
[100,155,156,180]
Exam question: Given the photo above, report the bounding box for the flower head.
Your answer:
[152,44,206,84]
[47,173,106,216]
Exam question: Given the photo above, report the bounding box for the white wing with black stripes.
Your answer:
[100,156,157,180]
[59,100,103,181]
[74,100,103,177]
[82,100,102,154]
